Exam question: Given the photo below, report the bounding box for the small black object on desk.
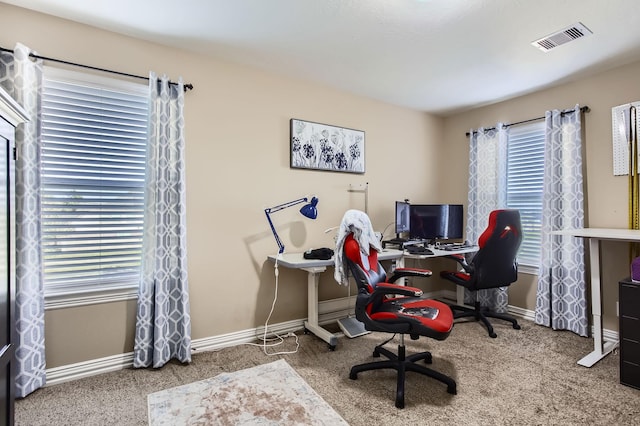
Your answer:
[303,247,334,260]
[405,246,433,255]
[382,238,406,249]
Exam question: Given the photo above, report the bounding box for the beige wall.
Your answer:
[1,3,445,367]
[443,61,640,332]
[2,2,637,369]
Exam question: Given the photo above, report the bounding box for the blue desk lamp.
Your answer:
[265,196,319,254]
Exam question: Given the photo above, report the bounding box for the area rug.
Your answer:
[147,359,348,425]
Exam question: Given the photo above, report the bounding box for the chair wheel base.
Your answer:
[349,343,456,409]
[451,302,522,338]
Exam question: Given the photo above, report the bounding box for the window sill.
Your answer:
[518,264,539,276]
[45,288,138,310]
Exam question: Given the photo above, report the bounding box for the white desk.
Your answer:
[403,245,479,305]
[553,227,640,367]
[267,249,404,349]
[267,245,477,349]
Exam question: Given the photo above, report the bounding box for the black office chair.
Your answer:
[343,231,456,408]
[440,209,523,338]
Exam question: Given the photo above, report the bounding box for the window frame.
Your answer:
[41,66,149,308]
[505,121,546,275]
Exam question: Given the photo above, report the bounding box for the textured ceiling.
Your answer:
[5,0,640,115]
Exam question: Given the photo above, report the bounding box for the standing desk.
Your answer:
[267,249,403,349]
[552,228,640,367]
[267,245,477,349]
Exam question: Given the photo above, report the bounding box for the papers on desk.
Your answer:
[439,245,469,251]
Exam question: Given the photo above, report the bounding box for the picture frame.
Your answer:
[290,118,365,174]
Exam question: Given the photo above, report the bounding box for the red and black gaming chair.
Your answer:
[344,234,456,409]
[440,209,523,338]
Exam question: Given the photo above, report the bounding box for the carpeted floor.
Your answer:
[15,319,640,425]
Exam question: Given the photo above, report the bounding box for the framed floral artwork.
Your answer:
[290,118,365,174]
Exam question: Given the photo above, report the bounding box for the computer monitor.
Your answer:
[409,204,463,241]
[395,201,411,235]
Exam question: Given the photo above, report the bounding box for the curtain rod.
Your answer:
[0,46,193,92]
[465,105,590,137]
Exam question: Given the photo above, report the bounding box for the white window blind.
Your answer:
[41,67,149,297]
[506,121,545,268]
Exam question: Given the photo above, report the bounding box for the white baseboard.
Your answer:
[508,304,536,322]
[191,318,306,353]
[44,290,618,386]
[46,352,135,387]
[505,301,619,341]
[603,328,619,342]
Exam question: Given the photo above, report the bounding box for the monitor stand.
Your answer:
[337,316,370,338]
[390,233,407,244]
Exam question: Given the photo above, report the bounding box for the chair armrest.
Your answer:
[444,254,473,273]
[354,284,427,334]
[374,282,424,298]
[388,267,432,283]
[355,283,423,316]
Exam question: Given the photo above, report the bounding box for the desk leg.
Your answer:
[457,286,465,306]
[395,256,406,286]
[578,237,618,367]
[303,270,338,350]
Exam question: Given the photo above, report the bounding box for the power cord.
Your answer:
[379,333,397,348]
[381,221,395,240]
[244,255,300,356]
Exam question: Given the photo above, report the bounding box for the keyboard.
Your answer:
[382,238,408,249]
[385,238,407,245]
[406,246,433,255]
[439,243,474,251]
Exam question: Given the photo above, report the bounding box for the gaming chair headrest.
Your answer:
[478,209,521,249]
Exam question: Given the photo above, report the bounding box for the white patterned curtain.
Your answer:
[535,106,587,336]
[133,72,191,368]
[467,124,509,310]
[0,43,46,397]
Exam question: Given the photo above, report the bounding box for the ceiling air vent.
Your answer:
[531,22,593,52]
